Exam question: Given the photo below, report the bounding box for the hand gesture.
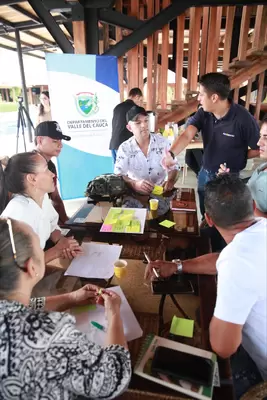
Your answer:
[161,148,177,170]
[55,236,82,259]
[144,260,176,280]
[134,179,154,194]
[69,284,100,307]
[218,164,230,175]
[97,289,122,322]
[163,179,175,193]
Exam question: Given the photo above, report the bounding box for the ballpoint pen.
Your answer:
[91,321,106,332]
[143,252,159,278]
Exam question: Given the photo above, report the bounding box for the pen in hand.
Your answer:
[143,252,159,278]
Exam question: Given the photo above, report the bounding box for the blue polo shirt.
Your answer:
[189,103,260,173]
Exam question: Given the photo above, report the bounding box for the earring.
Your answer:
[35,273,39,277]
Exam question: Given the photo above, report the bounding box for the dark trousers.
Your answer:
[231,346,263,399]
[185,149,203,176]
[111,149,117,164]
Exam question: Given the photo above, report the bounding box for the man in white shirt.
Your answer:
[114,106,179,214]
[145,175,266,397]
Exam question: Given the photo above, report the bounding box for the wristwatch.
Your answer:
[172,259,183,274]
[169,150,176,160]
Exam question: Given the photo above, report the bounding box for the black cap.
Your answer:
[126,105,147,123]
[35,121,71,141]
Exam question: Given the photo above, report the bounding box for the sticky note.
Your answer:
[152,185,163,196]
[170,316,194,338]
[159,220,176,228]
[101,224,113,232]
[105,218,117,225]
[112,221,125,232]
[121,209,135,216]
[119,214,132,222]
[73,304,96,314]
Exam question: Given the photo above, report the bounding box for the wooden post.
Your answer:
[255,72,265,121]
[147,0,154,110]
[237,6,253,60]
[212,7,222,72]
[245,79,252,110]
[252,5,267,51]
[187,7,201,91]
[199,7,209,77]
[233,87,239,103]
[138,5,144,93]
[152,0,160,109]
[175,13,185,100]
[128,0,140,90]
[160,0,170,109]
[73,21,86,54]
[205,7,217,73]
[223,6,236,71]
[115,0,124,102]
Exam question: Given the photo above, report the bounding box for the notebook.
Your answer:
[134,334,217,400]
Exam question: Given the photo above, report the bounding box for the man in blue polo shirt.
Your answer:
[164,72,260,216]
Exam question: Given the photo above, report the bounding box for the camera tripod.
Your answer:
[16,97,34,153]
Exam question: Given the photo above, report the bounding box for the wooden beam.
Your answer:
[188,7,201,91]
[212,7,223,71]
[237,6,253,60]
[245,78,252,110]
[138,5,144,92]
[255,72,265,120]
[230,56,267,88]
[233,87,239,103]
[205,7,217,73]
[73,21,86,54]
[152,0,160,110]
[146,0,154,110]
[252,5,267,51]
[175,13,185,100]
[128,0,139,89]
[223,6,235,70]
[199,7,209,77]
[115,0,124,101]
[157,97,199,128]
[160,0,170,109]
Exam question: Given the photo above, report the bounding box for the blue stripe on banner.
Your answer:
[96,56,119,92]
[46,54,96,80]
[57,144,113,200]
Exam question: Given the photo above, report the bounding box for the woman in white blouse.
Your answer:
[0,152,82,263]
[0,217,131,399]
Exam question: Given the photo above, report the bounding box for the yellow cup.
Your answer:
[114,260,127,279]
[149,199,159,211]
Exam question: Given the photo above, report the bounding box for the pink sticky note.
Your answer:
[101,224,113,232]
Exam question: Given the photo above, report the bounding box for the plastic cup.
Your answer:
[114,259,127,279]
[149,199,159,211]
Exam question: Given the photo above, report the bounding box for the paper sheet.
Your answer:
[159,219,176,228]
[170,316,194,338]
[73,286,143,345]
[100,207,146,234]
[64,242,122,279]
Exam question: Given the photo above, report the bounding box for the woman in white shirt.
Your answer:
[0,151,82,263]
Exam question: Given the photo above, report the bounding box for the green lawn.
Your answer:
[0,102,17,113]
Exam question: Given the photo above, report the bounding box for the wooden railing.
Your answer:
[101,2,267,121]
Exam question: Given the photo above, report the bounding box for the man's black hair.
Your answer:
[199,72,230,100]
[204,174,254,228]
[129,87,143,98]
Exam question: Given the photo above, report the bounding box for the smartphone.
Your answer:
[151,346,213,387]
[151,275,194,295]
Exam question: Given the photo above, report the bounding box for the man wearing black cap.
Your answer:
[35,121,71,224]
[114,105,179,214]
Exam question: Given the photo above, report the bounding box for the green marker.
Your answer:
[91,321,106,332]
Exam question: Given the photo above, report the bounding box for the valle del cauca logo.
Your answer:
[75,92,99,117]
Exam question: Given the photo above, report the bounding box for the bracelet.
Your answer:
[169,151,176,160]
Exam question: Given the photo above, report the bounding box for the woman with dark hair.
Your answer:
[0,218,131,399]
[0,152,82,262]
[36,90,51,126]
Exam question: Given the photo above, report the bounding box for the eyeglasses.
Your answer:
[6,218,24,270]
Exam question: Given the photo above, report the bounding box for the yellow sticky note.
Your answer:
[73,304,96,314]
[112,221,125,232]
[152,185,163,196]
[119,214,132,222]
[159,220,176,228]
[105,218,117,225]
[170,316,194,338]
[122,209,135,216]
